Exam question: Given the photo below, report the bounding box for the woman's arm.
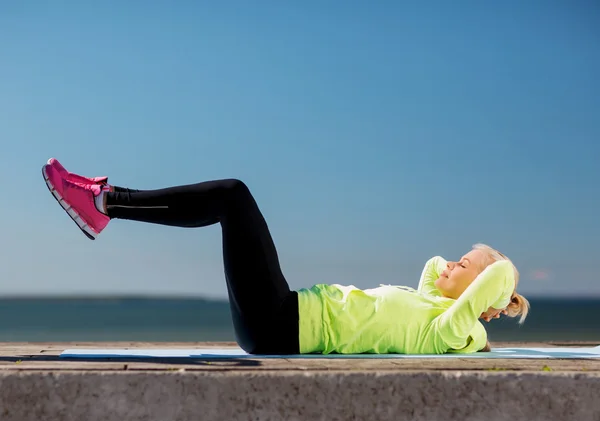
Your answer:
[434,260,515,349]
[417,256,447,296]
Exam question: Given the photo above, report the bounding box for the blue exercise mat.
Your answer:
[60,345,600,359]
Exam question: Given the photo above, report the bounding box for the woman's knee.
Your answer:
[221,178,250,196]
[220,179,254,207]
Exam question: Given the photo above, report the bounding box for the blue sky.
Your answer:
[0,1,598,298]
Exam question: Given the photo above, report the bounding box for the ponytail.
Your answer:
[505,292,530,324]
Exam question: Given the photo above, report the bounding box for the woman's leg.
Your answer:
[107,179,299,354]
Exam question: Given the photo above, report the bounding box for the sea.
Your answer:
[1,297,599,343]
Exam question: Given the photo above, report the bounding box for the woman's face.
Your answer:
[434,249,488,299]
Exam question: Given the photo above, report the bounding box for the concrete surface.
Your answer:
[1,341,599,421]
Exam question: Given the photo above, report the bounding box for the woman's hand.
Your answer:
[480,307,507,322]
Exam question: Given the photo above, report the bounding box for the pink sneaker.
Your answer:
[47,158,108,186]
[42,162,110,240]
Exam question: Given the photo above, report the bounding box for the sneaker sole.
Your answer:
[42,165,98,240]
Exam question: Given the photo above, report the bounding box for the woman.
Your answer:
[42,158,529,355]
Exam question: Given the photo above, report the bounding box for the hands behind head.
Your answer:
[480,307,508,323]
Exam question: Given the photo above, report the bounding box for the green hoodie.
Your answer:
[297,256,515,354]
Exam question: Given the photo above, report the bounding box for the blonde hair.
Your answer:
[472,243,530,324]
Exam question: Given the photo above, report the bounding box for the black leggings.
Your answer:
[106,179,300,355]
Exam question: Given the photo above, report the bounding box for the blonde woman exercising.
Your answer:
[42,158,530,355]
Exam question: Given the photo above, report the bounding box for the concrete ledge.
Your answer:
[2,371,599,421]
[2,342,599,421]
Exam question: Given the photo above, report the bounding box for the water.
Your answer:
[0,297,598,342]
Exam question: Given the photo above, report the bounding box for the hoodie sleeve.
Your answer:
[417,256,447,297]
[433,260,516,350]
